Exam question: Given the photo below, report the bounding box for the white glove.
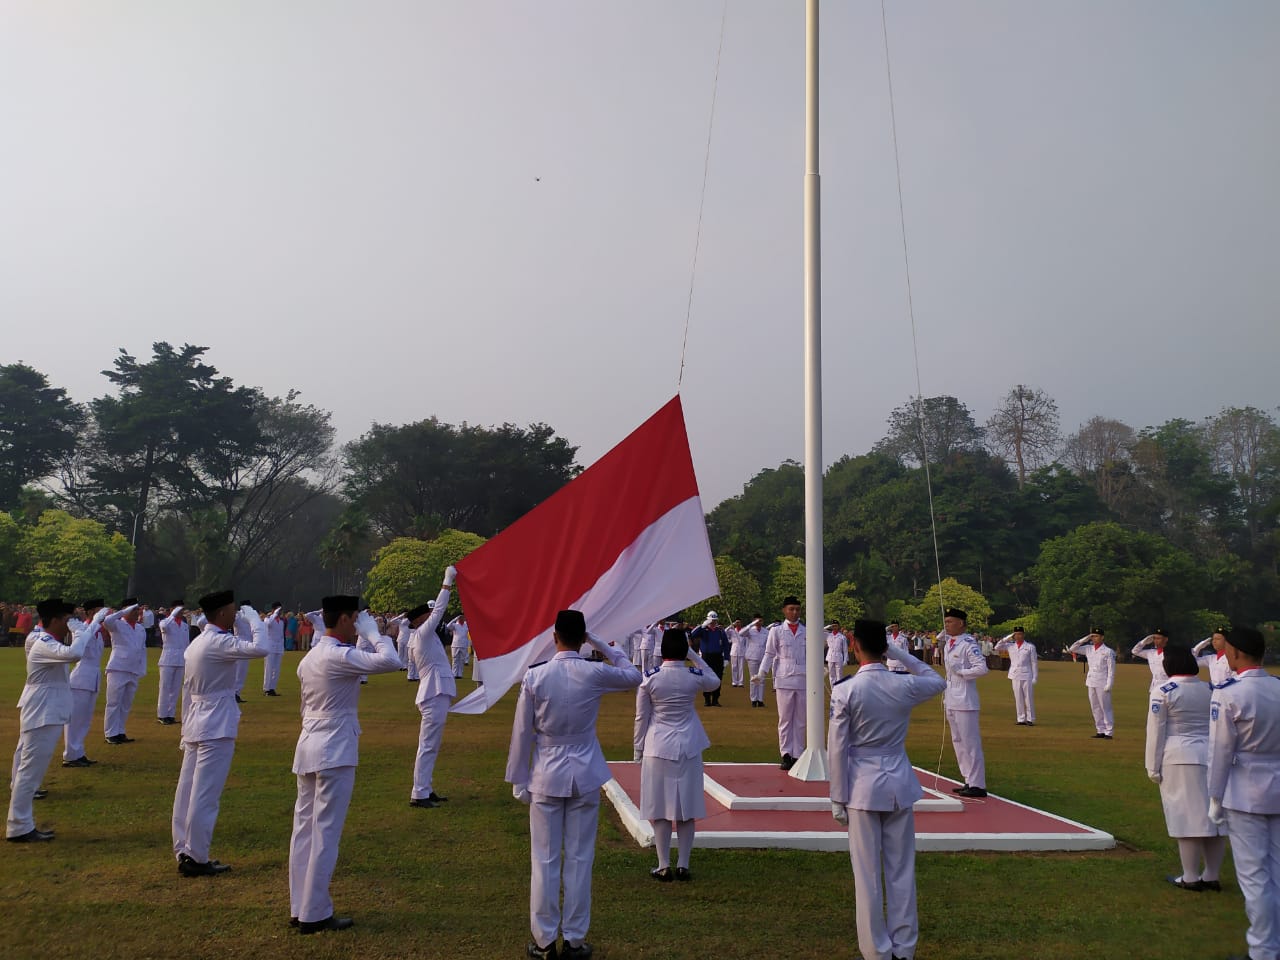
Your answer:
[68,617,86,632]
[1104,686,1112,694]
[443,565,458,587]
[92,606,111,624]
[883,642,909,664]
[306,610,324,632]
[354,610,379,639]
[1208,799,1225,825]
[633,750,643,762]
[750,675,762,683]
[239,603,262,624]
[831,802,849,825]
[1148,771,1162,785]
[513,784,531,805]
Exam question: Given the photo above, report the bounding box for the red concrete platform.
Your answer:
[604,761,1114,852]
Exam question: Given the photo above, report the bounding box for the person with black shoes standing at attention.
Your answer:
[289,594,404,934]
[7,599,96,842]
[171,591,271,877]
[506,610,641,960]
[941,608,989,798]
[156,601,191,726]
[993,626,1038,726]
[403,567,456,809]
[829,619,946,960]
[1068,627,1116,739]
[263,602,286,696]
[754,596,807,770]
[62,599,107,768]
[103,598,146,745]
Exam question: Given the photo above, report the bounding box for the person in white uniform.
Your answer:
[263,602,286,696]
[171,590,270,877]
[1068,627,1116,738]
[7,599,96,842]
[157,601,191,725]
[402,573,455,808]
[1132,628,1172,691]
[638,623,658,673]
[993,626,1038,725]
[403,602,430,682]
[505,609,641,960]
[448,614,471,680]
[633,627,719,881]
[825,622,847,687]
[288,593,404,934]
[829,618,946,960]
[741,616,768,708]
[886,622,911,675]
[941,607,989,797]
[103,598,146,744]
[755,597,807,770]
[727,619,746,688]
[62,598,107,767]
[1193,626,1234,688]
[1144,644,1226,892]
[1207,626,1280,960]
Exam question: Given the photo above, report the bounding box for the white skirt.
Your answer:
[1159,763,1224,838]
[639,753,706,822]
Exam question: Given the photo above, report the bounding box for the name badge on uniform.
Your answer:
[1211,703,1219,721]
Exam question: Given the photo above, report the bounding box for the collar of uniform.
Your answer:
[553,649,583,660]
[856,662,887,674]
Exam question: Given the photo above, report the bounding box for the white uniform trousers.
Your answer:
[290,765,356,924]
[730,653,745,686]
[171,737,236,862]
[946,708,986,789]
[7,724,60,837]
[775,688,805,758]
[828,661,844,686]
[157,665,184,720]
[529,792,599,949]
[748,658,764,703]
[64,688,98,760]
[631,646,644,669]
[104,671,139,738]
[412,694,451,799]
[263,653,283,692]
[847,806,918,960]
[1087,687,1114,735]
[451,645,467,678]
[234,658,249,694]
[1012,680,1035,723]
[1226,809,1280,960]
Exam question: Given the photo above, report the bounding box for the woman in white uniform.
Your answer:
[1144,644,1227,891]
[633,627,720,881]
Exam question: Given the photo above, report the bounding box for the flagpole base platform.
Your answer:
[786,746,828,781]
[603,762,1115,852]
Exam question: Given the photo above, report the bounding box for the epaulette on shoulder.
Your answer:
[1214,676,1238,689]
[687,667,703,676]
[644,666,661,677]
[832,674,852,686]
[528,660,549,670]
[1160,681,1178,693]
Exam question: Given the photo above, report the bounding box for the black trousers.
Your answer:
[703,652,724,704]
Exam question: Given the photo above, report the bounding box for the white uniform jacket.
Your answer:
[1146,678,1211,775]
[726,628,743,658]
[1068,639,1116,690]
[104,607,148,677]
[633,655,719,761]
[264,611,286,654]
[1193,639,1234,688]
[181,619,271,742]
[408,588,454,704]
[17,625,90,729]
[68,622,104,693]
[828,655,946,811]
[158,608,191,668]
[825,631,847,666]
[942,633,988,710]
[760,621,807,690]
[448,619,470,649]
[1132,637,1170,688]
[993,637,1038,682]
[293,631,403,774]
[740,624,768,661]
[1207,670,1280,814]
[505,640,640,797]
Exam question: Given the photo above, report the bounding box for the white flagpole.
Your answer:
[790,0,828,782]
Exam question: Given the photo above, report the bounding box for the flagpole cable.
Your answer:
[878,0,953,789]
[677,0,729,392]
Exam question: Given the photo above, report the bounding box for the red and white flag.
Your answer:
[450,396,718,714]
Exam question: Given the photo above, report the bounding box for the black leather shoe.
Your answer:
[561,943,592,960]
[158,717,176,725]
[105,734,134,744]
[1165,875,1203,892]
[1101,734,1113,739]
[650,866,673,882]
[1091,733,1106,739]
[177,854,231,877]
[952,784,969,794]
[780,754,796,771]
[1200,879,1222,891]
[526,940,558,959]
[62,756,92,767]
[428,792,449,803]
[957,786,988,798]
[6,829,54,842]
[408,797,438,808]
[675,867,692,882]
[266,690,280,697]
[298,915,353,934]
[289,918,299,927]
[235,694,245,703]
[33,789,48,800]
[1025,721,1035,726]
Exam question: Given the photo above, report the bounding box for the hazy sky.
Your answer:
[3,2,1277,508]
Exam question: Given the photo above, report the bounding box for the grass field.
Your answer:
[0,649,1260,960]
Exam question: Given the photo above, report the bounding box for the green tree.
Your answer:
[823,580,866,626]
[343,419,579,539]
[20,510,133,601]
[680,555,762,624]
[706,461,804,587]
[0,512,25,598]
[901,578,993,632]
[1029,521,1204,646]
[764,555,806,615]
[874,395,986,467]
[0,363,84,510]
[364,529,486,617]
